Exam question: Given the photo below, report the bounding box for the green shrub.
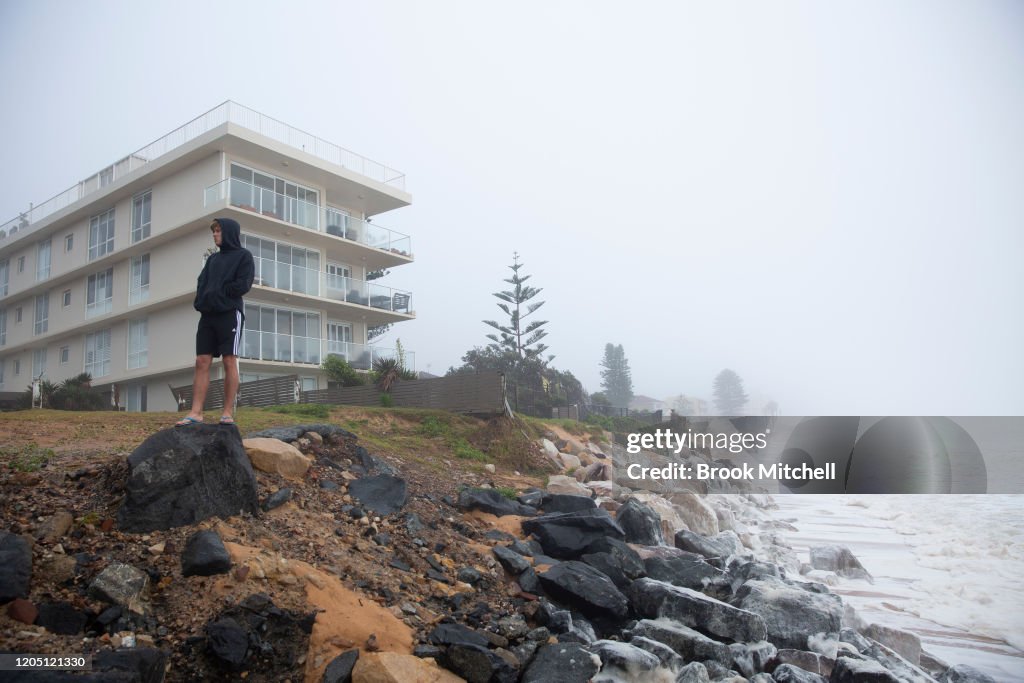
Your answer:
[265,403,330,419]
[321,356,365,387]
[379,393,394,407]
[419,415,451,438]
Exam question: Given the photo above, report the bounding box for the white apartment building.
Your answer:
[0,102,414,412]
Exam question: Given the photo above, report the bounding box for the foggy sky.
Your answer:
[1,0,1022,414]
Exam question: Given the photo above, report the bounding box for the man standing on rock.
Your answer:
[176,218,254,427]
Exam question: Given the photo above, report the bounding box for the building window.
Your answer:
[36,239,51,281]
[132,191,151,243]
[0,359,4,386]
[99,167,113,187]
[34,293,48,335]
[130,254,150,304]
[241,234,320,295]
[15,306,22,323]
[86,268,113,318]
[85,329,111,378]
[14,358,20,375]
[0,259,8,297]
[88,209,115,261]
[65,234,74,252]
[62,289,71,307]
[17,255,25,273]
[32,348,46,379]
[60,346,69,365]
[0,309,5,345]
[127,318,148,369]
[125,383,147,412]
[241,303,321,365]
[300,376,317,392]
[229,163,319,229]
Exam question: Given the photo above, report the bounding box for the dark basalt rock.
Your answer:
[117,425,259,533]
[443,642,518,683]
[181,530,232,577]
[0,531,32,602]
[616,497,665,546]
[733,579,842,650]
[630,578,767,643]
[322,649,359,683]
[521,508,625,560]
[348,475,408,515]
[457,488,537,517]
[542,493,596,514]
[643,553,727,591]
[537,561,629,619]
[674,529,745,566]
[521,642,600,683]
[493,545,531,575]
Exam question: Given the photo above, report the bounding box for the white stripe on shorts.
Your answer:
[232,310,242,356]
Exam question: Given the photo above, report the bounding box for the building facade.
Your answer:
[0,102,414,412]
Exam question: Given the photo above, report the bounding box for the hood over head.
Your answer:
[214,217,242,251]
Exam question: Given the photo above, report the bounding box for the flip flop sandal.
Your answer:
[176,416,203,426]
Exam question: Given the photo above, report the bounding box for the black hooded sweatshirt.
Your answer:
[193,218,255,315]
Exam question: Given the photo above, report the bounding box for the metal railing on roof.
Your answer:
[0,101,405,248]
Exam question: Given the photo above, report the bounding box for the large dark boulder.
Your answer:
[590,640,662,674]
[733,579,842,650]
[630,578,767,643]
[774,663,828,683]
[0,531,32,602]
[348,475,408,515]
[674,529,745,565]
[521,642,601,683]
[617,497,665,545]
[629,618,733,667]
[537,561,629,619]
[428,623,490,648]
[321,649,359,683]
[443,643,518,683]
[521,508,625,560]
[643,553,727,591]
[830,657,901,683]
[542,493,596,514]
[939,664,997,683]
[117,425,259,533]
[810,545,872,582]
[458,488,537,517]
[493,546,531,575]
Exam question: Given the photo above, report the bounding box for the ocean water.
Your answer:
[772,494,1024,681]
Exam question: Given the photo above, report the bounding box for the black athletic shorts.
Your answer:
[196,309,244,358]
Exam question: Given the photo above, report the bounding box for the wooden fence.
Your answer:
[170,371,506,415]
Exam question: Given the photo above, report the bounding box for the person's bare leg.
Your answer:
[187,355,213,420]
[222,355,239,420]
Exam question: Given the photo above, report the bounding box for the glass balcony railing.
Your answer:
[205,179,413,258]
[241,333,415,373]
[325,341,415,372]
[242,332,322,366]
[251,259,412,313]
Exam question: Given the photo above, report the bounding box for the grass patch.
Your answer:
[418,415,452,438]
[263,403,330,419]
[3,444,55,472]
[452,437,490,462]
[495,486,518,500]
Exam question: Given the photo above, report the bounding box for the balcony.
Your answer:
[205,178,412,260]
[2,100,406,249]
[250,258,412,321]
[325,341,415,372]
[241,334,414,372]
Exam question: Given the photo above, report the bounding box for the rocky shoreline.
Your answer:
[0,414,1002,682]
